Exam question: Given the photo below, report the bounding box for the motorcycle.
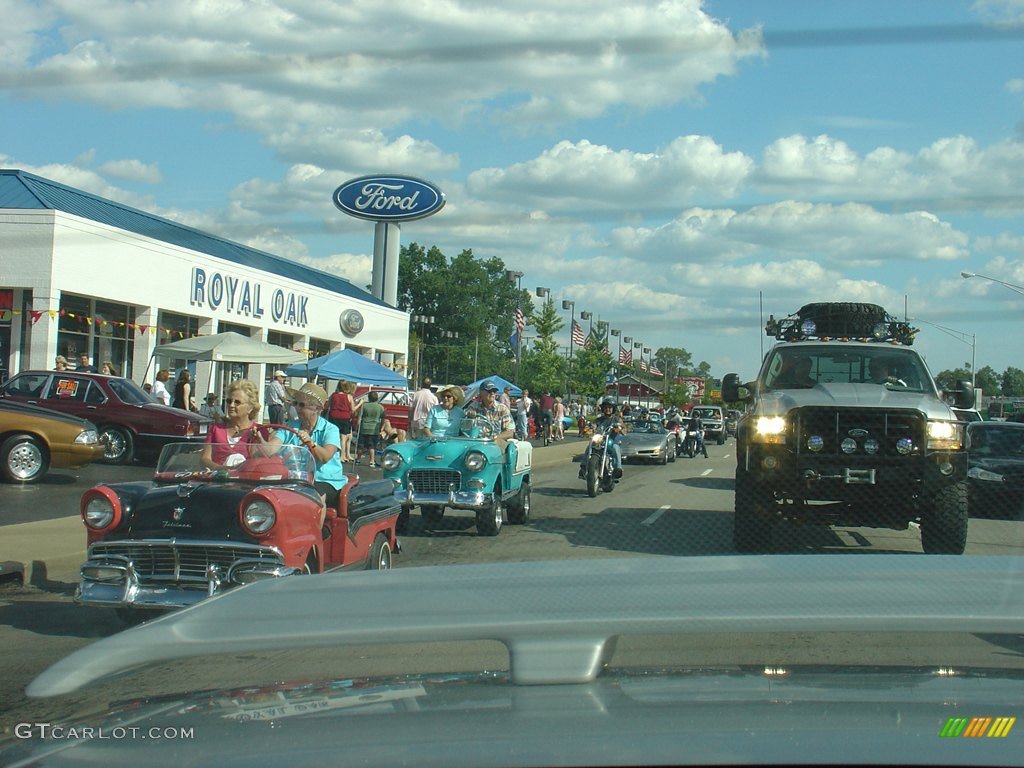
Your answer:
[583,423,620,497]
[681,426,705,458]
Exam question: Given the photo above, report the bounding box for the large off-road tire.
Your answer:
[586,460,598,497]
[733,468,774,553]
[99,426,134,464]
[507,480,531,524]
[367,533,393,569]
[421,505,445,526]
[1,434,48,483]
[921,482,969,554]
[476,490,504,536]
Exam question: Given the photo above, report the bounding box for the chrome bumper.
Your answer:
[394,488,494,511]
[76,555,299,611]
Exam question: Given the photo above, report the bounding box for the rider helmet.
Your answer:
[600,398,617,411]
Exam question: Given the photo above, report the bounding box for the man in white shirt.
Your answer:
[408,377,438,439]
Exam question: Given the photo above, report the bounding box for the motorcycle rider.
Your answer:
[578,398,625,480]
[685,410,709,458]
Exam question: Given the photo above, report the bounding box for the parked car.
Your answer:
[0,370,210,464]
[381,415,532,535]
[965,421,1024,520]
[0,400,106,483]
[354,386,410,433]
[619,420,676,465]
[76,441,402,623]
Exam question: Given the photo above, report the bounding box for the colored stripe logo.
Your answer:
[940,716,1015,738]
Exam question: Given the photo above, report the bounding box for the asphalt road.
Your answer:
[2,435,1024,732]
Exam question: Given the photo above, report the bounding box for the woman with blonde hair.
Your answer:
[326,380,358,461]
[201,379,270,469]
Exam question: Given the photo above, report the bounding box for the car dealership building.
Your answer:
[0,169,409,393]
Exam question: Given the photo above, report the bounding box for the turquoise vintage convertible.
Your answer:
[381,416,533,535]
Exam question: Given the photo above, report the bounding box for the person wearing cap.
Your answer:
[579,398,625,479]
[265,370,290,424]
[258,382,346,528]
[423,385,466,438]
[199,391,226,423]
[466,380,515,443]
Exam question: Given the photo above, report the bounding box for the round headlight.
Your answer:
[243,499,276,534]
[806,435,824,453]
[863,438,880,455]
[464,451,487,472]
[872,322,888,339]
[800,319,816,336]
[381,451,403,471]
[841,438,858,454]
[896,437,914,455]
[84,496,115,529]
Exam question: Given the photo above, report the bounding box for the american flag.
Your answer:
[639,360,648,371]
[514,305,525,335]
[571,319,585,347]
[650,364,663,377]
[619,346,632,365]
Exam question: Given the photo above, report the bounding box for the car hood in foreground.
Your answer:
[15,555,1024,767]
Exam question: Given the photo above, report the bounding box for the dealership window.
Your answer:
[157,311,202,378]
[308,337,331,360]
[266,330,296,352]
[57,295,136,374]
[57,294,92,366]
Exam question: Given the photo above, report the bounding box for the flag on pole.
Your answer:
[650,363,663,377]
[511,304,525,356]
[639,360,648,371]
[571,319,585,347]
[619,346,632,364]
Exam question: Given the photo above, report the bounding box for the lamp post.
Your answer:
[411,314,435,384]
[441,330,459,383]
[561,299,577,361]
[961,271,1024,297]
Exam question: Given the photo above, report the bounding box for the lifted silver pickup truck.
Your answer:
[723,302,975,555]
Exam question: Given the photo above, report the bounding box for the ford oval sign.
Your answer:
[333,175,445,223]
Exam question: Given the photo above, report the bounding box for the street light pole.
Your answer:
[910,316,977,387]
[411,314,435,384]
[506,270,524,383]
[961,271,1024,297]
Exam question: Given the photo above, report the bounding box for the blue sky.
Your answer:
[2,0,1023,385]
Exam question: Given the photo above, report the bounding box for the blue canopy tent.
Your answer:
[463,375,522,403]
[284,349,408,387]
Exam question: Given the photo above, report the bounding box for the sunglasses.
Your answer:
[295,401,320,409]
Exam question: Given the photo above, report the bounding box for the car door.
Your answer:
[40,374,104,421]
[0,373,53,406]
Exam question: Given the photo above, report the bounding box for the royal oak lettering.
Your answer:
[190,267,308,327]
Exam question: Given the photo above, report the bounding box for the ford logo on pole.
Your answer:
[333,174,446,223]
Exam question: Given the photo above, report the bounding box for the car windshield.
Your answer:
[154,442,316,485]
[968,425,1024,457]
[106,377,154,406]
[4,3,1024,766]
[765,347,931,393]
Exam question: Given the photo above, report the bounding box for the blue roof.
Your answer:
[0,168,390,309]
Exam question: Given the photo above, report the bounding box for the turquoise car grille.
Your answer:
[408,469,461,494]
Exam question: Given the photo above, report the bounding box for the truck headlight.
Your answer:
[927,420,963,451]
[381,451,403,471]
[753,416,787,444]
[465,451,487,472]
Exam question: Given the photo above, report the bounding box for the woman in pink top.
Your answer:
[201,380,271,468]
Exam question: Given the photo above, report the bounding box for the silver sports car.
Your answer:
[620,420,676,465]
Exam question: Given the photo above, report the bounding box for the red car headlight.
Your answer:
[240,493,277,535]
[81,487,122,533]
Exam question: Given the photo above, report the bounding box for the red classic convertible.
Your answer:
[76,441,402,623]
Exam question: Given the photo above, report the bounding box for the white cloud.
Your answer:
[98,159,163,183]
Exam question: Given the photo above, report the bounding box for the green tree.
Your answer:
[654,347,694,379]
[570,345,613,400]
[522,296,566,393]
[974,365,1001,396]
[1002,366,1024,397]
[662,383,693,408]
[397,242,532,384]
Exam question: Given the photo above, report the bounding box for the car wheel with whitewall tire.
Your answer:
[99,426,134,464]
[1,434,48,483]
[367,533,393,570]
[733,468,774,553]
[476,490,504,536]
[507,480,531,524]
[921,483,969,555]
[421,505,445,526]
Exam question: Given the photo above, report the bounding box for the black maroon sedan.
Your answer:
[0,370,209,464]
[966,421,1024,520]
